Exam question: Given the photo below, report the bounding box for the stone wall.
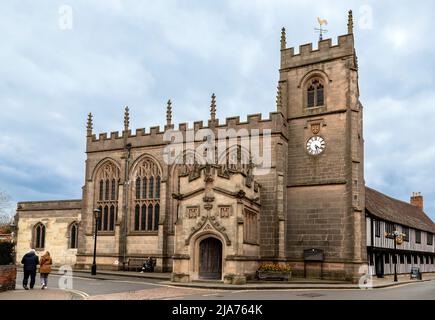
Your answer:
[282,31,367,281]
[0,265,16,292]
[16,200,81,267]
[79,112,283,270]
[172,166,261,283]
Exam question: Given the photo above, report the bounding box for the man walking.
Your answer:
[21,249,39,290]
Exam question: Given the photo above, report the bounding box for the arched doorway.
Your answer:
[199,237,222,279]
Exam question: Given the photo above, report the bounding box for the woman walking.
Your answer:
[39,251,52,289]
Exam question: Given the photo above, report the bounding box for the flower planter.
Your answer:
[257,270,292,281]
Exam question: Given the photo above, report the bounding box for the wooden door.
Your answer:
[375,253,384,278]
[199,237,222,279]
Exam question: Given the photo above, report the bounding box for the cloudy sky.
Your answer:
[1,0,435,220]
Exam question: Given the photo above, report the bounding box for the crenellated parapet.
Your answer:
[17,199,82,212]
[280,34,355,70]
[86,111,287,153]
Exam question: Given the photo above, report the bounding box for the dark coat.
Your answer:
[21,251,39,272]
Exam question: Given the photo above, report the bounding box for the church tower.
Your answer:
[281,11,366,281]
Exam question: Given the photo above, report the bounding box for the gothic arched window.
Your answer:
[306,79,324,108]
[155,176,161,199]
[135,177,141,199]
[147,204,153,231]
[221,146,251,175]
[69,222,78,249]
[111,179,116,200]
[149,176,154,199]
[154,204,160,231]
[132,158,161,232]
[95,161,120,232]
[109,205,115,231]
[134,205,140,231]
[34,223,45,250]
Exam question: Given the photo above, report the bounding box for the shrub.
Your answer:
[0,242,14,265]
[0,224,13,234]
[258,263,291,272]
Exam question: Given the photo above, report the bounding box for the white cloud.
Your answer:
[1,1,435,221]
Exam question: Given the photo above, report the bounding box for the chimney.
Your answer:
[410,192,423,210]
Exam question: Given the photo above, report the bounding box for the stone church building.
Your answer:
[15,11,435,283]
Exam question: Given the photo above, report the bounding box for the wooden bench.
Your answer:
[127,258,146,272]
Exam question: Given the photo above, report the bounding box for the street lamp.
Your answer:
[91,208,102,276]
[385,230,403,282]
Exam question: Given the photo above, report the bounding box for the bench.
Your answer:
[127,258,146,272]
[127,257,157,272]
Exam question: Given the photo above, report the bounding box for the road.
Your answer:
[13,272,435,300]
[186,281,435,300]
[15,271,167,298]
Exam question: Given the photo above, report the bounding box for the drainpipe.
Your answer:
[122,143,132,270]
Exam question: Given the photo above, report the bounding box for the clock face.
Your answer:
[306,136,326,155]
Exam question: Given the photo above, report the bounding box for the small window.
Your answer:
[400,254,404,264]
[375,220,380,237]
[427,233,433,245]
[244,209,258,243]
[99,180,104,201]
[307,87,315,108]
[385,253,390,264]
[103,206,108,230]
[155,176,161,199]
[142,178,147,199]
[414,255,418,264]
[407,254,412,264]
[109,206,115,231]
[147,204,153,231]
[134,205,140,231]
[385,222,394,234]
[97,206,102,231]
[154,204,160,231]
[135,178,141,199]
[416,230,421,244]
[306,79,324,108]
[149,176,154,199]
[105,180,110,200]
[141,205,146,231]
[69,222,79,249]
[111,179,116,200]
[316,86,324,106]
[34,223,46,250]
[402,226,409,242]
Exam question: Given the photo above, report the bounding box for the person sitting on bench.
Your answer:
[140,256,155,273]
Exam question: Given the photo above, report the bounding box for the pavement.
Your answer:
[166,273,435,290]
[0,287,79,300]
[67,269,171,281]
[0,270,434,300]
[60,269,435,290]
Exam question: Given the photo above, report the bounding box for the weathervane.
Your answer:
[315,17,328,41]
